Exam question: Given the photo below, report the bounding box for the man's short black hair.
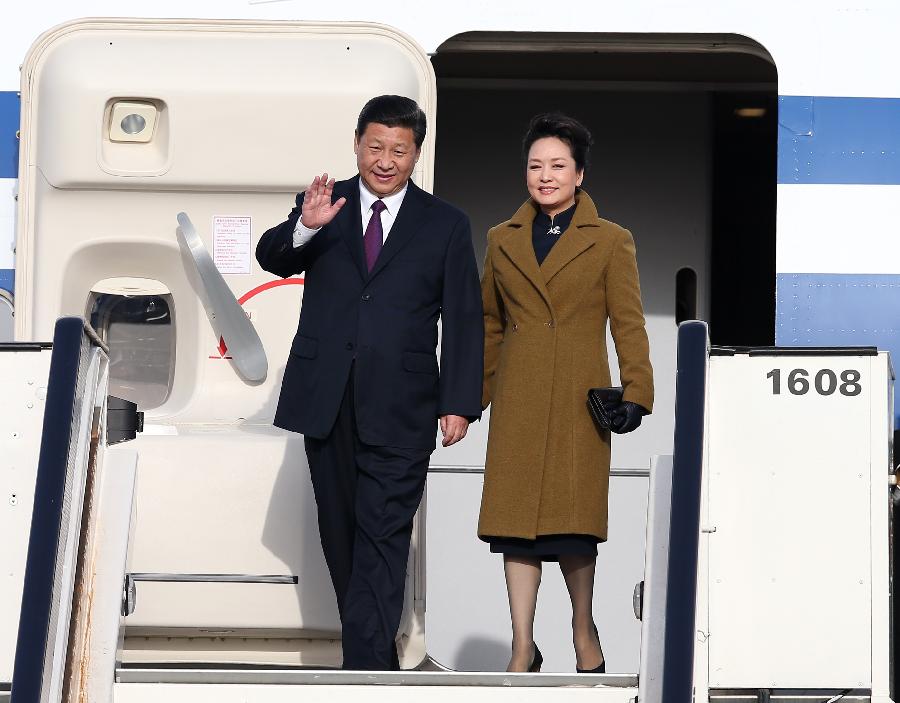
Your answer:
[356,95,427,148]
[522,112,593,172]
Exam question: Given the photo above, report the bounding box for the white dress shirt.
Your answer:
[292,179,409,248]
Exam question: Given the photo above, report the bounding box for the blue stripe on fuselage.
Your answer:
[0,91,18,179]
[1,91,899,184]
[778,96,900,184]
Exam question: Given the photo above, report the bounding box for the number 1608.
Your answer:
[766,368,862,396]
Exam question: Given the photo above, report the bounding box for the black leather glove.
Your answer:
[610,401,648,434]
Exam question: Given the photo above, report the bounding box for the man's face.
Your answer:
[355,123,420,197]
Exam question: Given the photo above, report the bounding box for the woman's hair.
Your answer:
[522,112,593,172]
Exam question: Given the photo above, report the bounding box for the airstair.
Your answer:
[5,319,893,702]
[0,319,707,702]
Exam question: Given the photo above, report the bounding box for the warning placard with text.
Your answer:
[213,216,252,274]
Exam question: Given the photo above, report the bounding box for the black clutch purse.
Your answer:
[587,387,624,430]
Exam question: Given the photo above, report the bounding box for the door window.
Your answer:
[86,279,175,410]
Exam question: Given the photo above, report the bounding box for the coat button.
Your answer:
[361,294,372,302]
[346,342,354,350]
[512,323,518,331]
[547,320,555,328]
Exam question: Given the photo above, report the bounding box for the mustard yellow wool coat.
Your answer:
[478,190,654,543]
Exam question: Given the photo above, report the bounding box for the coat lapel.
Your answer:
[497,199,554,313]
[333,176,366,281]
[367,180,428,281]
[539,192,601,284]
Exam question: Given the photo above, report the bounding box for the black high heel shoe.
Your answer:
[576,624,606,674]
[529,643,544,673]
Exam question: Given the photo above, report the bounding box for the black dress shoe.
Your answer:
[576,624,606,674]
[529,643,543,673]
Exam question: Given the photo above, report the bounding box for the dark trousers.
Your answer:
[304,370,430,671]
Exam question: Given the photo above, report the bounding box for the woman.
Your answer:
[479,113,654,674]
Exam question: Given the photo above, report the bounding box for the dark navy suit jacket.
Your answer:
[256,176,483,450]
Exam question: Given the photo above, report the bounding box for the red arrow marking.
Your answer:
[209,335,233,359]
[210,277,304,359]
[237,277,304,305]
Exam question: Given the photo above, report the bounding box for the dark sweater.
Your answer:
[531,201,577,265]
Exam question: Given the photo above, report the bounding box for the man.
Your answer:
[256,95,483,671]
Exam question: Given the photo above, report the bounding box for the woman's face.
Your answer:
[526,136,584,217]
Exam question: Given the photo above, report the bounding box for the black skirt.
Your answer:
[487,534,600,562]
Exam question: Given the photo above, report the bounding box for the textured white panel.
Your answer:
[869,352,894,701]
[777,183,900,274]
[0,347,51,682]
[637,455,673,702]
[706,352,883,688]
[124,430,340,633]
[82,446,137,701]
[112,680,639,703]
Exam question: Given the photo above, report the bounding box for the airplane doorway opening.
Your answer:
[432,32,777,348]
[429,32,777,674]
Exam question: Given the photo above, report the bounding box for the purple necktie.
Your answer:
[364,199,387,272]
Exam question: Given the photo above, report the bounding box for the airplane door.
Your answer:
[16,19,436,666]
